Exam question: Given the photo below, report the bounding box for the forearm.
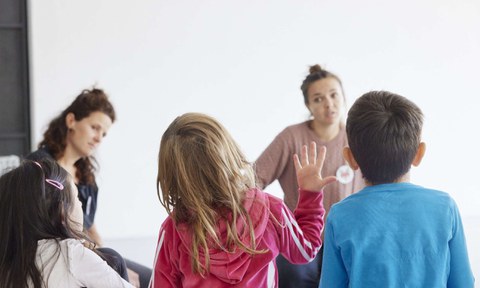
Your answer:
[292,189,325,248]
[279,189,325,263]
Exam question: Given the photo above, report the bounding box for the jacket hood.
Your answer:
[176,188,270,284]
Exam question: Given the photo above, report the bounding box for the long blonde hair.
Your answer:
[157,113,263,275]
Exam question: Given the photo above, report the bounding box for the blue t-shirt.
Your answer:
[320,182,474,288]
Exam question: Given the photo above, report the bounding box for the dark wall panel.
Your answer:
[0,0,30,157]
[0,0,21,24]
[0,30,24,132]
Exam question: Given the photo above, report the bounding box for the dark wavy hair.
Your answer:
[0,159,89,287]
[38,88,116,185]
[300,64,345,105]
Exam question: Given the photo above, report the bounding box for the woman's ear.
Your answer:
[65,112,76,129]
[412,142,426,167]
[304,104,312,116]
[343,146,359,170]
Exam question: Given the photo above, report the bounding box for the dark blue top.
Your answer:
[26,148,98,230]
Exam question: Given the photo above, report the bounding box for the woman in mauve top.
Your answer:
[255,64,364,288]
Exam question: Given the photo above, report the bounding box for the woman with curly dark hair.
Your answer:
[27,88,151,288]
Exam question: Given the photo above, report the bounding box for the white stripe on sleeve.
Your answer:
[149,230,165,288]
[281,208,319,262]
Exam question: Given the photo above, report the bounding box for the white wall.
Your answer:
[30,0,479,275]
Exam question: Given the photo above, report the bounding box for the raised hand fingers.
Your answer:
[294,142,321,170]
[294,142,335,191]
[294,142,327,173]
[309,141,317,165]
[301,144,309,166]
[293,144,309,174]
[293,153,302,173]
[316,145,327,172]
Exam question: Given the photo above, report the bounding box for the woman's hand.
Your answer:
[294,142,337,192]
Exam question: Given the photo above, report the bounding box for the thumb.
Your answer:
[321,176,337,187]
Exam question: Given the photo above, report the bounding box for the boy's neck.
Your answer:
[364,172,411,186]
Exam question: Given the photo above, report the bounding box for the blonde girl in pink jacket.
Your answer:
[150,112,336,287]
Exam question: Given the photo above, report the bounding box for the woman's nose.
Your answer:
[324,97,333,108]
[93,133,102,143]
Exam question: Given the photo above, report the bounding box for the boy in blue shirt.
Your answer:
[319,91,474,287]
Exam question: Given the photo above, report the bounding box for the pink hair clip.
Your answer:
[45,179,64,190]
[32,161,64,190]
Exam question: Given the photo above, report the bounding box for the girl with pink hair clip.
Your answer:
[0,159,134,288]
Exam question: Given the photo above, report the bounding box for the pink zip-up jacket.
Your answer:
[149,188,325,288]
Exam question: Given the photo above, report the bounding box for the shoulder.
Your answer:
[262,190,288,219]
[403,184,455,207]
[38,238,83,250]
[77,182,98,193]
[268,121,311,148]
[60,238,90,255]
[326,188,367,221]
[159,216,182,244]
[58,238,110,264]
[259,189,283,206]
[258,122,309,157]
[243,188,283,219]
[160,216,176,232]
[155,215,186,261]
[415,186,459,214]
[280,121,310,136]
[38,238,93,262]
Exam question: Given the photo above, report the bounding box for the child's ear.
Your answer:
[412,142,426,167]
[343,147,359,170]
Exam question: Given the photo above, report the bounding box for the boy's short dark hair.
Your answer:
[346,91,423,184]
